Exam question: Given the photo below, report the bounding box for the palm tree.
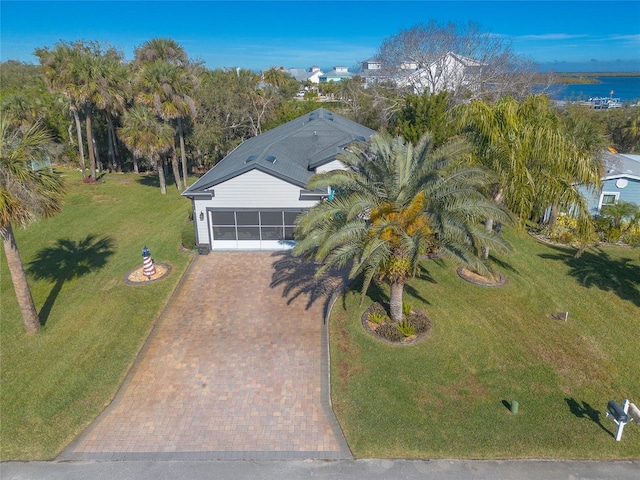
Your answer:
[119,105,174,194]
[133,38,188,66]
[263,66,290,88]
[35,42,87,179]
[134,60,197,191]
[93,48,131,173]
[293,132,511,322]
[1,117,65,334]
[458,95,603,254]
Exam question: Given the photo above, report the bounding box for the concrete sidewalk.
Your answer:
[3,459,639,480]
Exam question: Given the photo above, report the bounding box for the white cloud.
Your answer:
[517,33,589,41]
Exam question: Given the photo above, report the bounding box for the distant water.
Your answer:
[542,76,640,103]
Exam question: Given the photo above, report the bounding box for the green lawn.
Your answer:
[330,230,640,459]
[3,169,640,461]
[0,169,194,460]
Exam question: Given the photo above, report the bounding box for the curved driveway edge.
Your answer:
[61,252,351,460]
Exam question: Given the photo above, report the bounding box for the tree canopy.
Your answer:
[293,132,511,321]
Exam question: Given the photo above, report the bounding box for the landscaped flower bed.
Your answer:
[361,302,431,345]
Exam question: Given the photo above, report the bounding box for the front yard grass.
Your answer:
[0,169,194,460]
[330,230,640,459]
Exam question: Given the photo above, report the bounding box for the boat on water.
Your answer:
[580,95,623,109]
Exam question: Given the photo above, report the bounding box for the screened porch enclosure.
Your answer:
[209,209,303,249]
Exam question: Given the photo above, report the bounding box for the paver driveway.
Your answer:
[63,252,350,460]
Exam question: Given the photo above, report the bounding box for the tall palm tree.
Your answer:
[1,118,65,334]
[93,48,131,173]
[458,95,603,253]
[135,60,197,191]
[35,42,87,179]
[133,38,188,66]
[119,105,174,194]
[293,132,511,321]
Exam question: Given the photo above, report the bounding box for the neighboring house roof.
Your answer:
[287,67,324,83]
[602,151,640,180]
[183,108,375,195]
[320,67,355,82]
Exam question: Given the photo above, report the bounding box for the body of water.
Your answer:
[544,76,640,103]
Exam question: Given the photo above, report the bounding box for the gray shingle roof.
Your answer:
[183,108,375,195]
[602,151,640,177]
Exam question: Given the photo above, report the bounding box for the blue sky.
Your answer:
[1,1,639,72]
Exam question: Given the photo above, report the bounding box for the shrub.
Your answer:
[181,220,196,250]
[402,301,413,316]
[368,311,388,324]
[397,320,415,337]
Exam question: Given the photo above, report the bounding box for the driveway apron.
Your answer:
[62,252,351,460]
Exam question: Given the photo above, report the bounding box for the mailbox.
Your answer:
[607,400,629,424]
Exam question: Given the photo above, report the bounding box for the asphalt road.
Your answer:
[2,459,639,480]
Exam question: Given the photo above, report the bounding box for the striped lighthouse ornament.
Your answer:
[142,246,156,280]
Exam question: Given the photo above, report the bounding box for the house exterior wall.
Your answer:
[315,159,346,174]
[583,176,640,214]
[192,169,320,250]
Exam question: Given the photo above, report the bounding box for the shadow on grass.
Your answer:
[565,397,614,439]
[489,254,518,274]
[136,173,181,190]
[27,235,115,325]
[269,252,349,319]
[539,245,640,307]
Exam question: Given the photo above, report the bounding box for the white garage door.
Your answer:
[209,209,303,250]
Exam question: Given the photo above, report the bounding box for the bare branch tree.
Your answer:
[377,20,548,102]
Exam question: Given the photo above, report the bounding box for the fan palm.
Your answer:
[119,105,174,194]
[1,118,65,333]
[293,132,511,322]
[135,59,197,191]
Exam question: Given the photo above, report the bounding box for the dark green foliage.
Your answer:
[393,91,454,147]
[375,322,405,342]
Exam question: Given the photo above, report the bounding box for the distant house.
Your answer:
[182,108,375,251]
[586,151,640,213]
[360,57,417,88]
[319,66,354,83]
[396,52,485,95]
[287,66,324,84]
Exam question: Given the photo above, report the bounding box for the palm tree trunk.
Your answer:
[1,224,40,334]
[389,280,404,322]
[156,157,167,195]
[106,114,117,172]
[483,188,504,259]
[170,147,182,191]
[178,118,188,188]
[84,104,97,180]
[72,109,87,179]
[548,202,559,226]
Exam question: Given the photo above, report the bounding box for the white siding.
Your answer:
[316,159,346,174]
[192,170,320,249]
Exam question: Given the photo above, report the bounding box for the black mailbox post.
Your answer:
[607,400,629,424]
[607,399,631,441]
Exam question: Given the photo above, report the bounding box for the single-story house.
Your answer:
[182,108,375,251]
[586,150,640,213]
[319,66,354,83]
[287,66,324,84]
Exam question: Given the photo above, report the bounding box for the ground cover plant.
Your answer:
[0,169,194,460]
[330,229,640,459]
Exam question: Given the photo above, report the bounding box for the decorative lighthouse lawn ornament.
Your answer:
[142,246,156,280]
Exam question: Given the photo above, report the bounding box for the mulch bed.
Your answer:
[125,263,171,285]
[361,302,432,346]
